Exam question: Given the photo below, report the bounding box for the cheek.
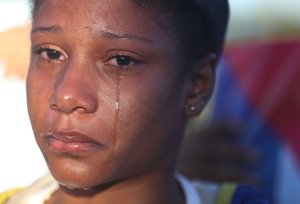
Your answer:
[112,71,186,170]
[26,67,52,134]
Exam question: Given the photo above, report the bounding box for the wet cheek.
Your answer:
[114,70,185,152]
[116,83,169,143]
[112,86,177,174]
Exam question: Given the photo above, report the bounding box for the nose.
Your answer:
[49,64,98,115]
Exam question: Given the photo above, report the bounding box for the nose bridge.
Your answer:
[50,59,97,114]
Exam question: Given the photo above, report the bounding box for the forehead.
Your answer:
[33,0,172,45]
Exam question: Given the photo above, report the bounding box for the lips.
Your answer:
[45,131,103,153]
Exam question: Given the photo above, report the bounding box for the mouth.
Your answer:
[45,130,104,153]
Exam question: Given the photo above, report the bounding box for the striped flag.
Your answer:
[212,41,300,203]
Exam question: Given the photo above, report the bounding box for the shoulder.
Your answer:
[209,182,269,204]
[0,174,58,204]
[191,179,269,204]
[0,188,23,204]
[230,184,270,204]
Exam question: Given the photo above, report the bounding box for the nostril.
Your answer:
[49,94,75,114]
[49,94,60,111]
[73,107,90,114]
[50,103,61,112]
[49,95,68,113]
[49,92,97,115]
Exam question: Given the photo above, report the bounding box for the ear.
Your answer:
[184,53,216,117]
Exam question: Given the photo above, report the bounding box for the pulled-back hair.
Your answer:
[30,0,228,64]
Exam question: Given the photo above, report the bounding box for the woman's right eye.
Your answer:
[34,47,67,62]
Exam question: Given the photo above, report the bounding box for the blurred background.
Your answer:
[0,0,300,203]
[0,0,48,195]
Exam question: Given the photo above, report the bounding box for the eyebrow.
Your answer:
[100,31,154,45]
[31,25,63,33]
[31,25,154,45]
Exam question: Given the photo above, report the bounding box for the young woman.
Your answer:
[0,0,269,203]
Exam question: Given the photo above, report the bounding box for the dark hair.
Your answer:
[30,0,228,63]
[30,0,44,17]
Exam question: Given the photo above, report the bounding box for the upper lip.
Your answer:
[46,130,103,146]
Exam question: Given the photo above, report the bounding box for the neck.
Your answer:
[48,171,185,204]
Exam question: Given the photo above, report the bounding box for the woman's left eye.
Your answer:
[106,55,140,68]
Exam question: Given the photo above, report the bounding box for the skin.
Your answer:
[178,124,260,185]
[27,0,216,203]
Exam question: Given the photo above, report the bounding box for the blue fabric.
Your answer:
[231,185,270,204]
[212,59,280,202]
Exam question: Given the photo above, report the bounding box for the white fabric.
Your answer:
[7,174,207,204]
[192,180,220,204]
[176,174,203,204]
[6,175,58,204]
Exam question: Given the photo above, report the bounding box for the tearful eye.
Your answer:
[34,46,66,62]
[116,55,133,67]
[106,54,141,68]
[44,49,62,60]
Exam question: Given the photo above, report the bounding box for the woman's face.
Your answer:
[27,0,191,189]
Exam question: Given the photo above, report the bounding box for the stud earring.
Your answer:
[189,106,196,112]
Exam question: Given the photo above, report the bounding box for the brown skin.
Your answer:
[178,124,260,185]
[27,0,216,203]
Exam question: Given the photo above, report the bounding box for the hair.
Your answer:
[30,0,227,65]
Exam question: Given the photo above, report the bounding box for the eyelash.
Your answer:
[33,46,66,63]
[33,46,143,70]
[104,54,143,70]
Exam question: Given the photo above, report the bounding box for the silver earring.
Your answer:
[189,106,196,111]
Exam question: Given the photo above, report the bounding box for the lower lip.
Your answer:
[47,137,102,153]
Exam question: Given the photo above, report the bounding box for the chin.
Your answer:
[46,155,115,190]
[51,166,97,189]
[52,169,124,195]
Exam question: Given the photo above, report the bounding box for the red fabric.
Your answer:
[225,41,300,162]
